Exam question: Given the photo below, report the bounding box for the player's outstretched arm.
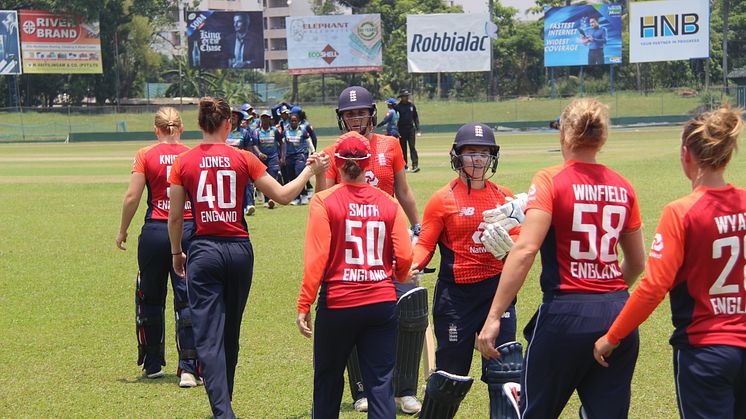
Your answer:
[256,152,329,204]
[117,172,146,250]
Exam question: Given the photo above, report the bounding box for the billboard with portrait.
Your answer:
[19,10,102,74]
[0,11,21,74]
[286,14,382,75]
[186,11,264,69]
[544,4,623,67]
[406,13,497,73]
[629,0,709,63]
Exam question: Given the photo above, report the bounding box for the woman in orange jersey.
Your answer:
[319,86,423,414]
[594,106,746,418]
[476,98,647,419]
[168,97,328,419]
[116,107,201,387]
[296,131,413,419]
[410,122,523,417]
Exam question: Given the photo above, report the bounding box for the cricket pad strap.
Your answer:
[482,341,523,389]
[394,287,428,395]
[420,370,473,419]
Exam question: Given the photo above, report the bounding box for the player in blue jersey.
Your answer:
[227,109,256,216]
[377,98,400,138]
[283,113,316,205]
[252,110,284,208]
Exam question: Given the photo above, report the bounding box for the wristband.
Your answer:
[411,223,421,236]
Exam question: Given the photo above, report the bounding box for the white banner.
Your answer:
[630,0,709,63]
[407,14,496,73]
[286,14,382,75]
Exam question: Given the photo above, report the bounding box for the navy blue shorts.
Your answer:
[521,291,639,419]
[673,344,746,419]
[432,276,516,376]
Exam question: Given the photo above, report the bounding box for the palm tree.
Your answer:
[161,56,219,98]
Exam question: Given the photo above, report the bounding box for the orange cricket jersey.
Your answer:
[132,142,193,221]
[297,183,413,314]
[608,185,746,349]
[324,133,405,196]
[527,160,642,294]
[169,143,266,238]
[413,178,519,284]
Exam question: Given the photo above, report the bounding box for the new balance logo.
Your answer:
[349,90,357,102]
[475,125,483,137]
[459,207,475,216]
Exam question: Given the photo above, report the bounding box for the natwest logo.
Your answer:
[308,44,339,64]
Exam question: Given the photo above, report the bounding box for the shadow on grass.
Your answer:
[117,373,181,386]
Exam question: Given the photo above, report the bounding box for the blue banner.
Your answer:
[544,4,622,67]
[186,11,264,70]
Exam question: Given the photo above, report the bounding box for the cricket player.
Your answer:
[167,96,328,419]
[251,110,283,209]
[296,131,413,419]
[317,86,424,414]
[595,105,746,418]
[412,123,523,419]
[116,107,201,388]
[477,98,647,419]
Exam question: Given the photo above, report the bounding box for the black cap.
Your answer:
[398,89,411,98]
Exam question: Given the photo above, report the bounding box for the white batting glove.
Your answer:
[481,223,514,260]
[483,193,528,231]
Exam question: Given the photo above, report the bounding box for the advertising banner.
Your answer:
[19,10,102,74]
[286,14,382,75]
[186,11,264,69]
[544,4,622,67]
[630,0,709,63]
[406,14,497,73]
[0,11,21,74]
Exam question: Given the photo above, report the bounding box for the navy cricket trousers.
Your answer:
[521,291,639,419]
[314,301,398,419]
[673,344,746,419]
[186,238,254,419]
[432,276,517,377]
[286,152,308,199]
[136,220,198,375]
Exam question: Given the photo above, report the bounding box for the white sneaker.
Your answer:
[300,195,309,205]
[353,397,368,412]
[397,396,422,414]
[144,368,164,379]
[290,198,300,206]
[264,200,276,209]
[244,205,255,216]
[179,372,201,388]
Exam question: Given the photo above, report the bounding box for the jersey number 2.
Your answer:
[345,220,385,266]
[709,236,746,295]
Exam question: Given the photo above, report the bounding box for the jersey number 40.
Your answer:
[196,170,237,209]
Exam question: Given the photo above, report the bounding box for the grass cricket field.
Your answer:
[2,126,744,418]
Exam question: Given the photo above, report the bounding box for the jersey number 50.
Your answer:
[570,203,627,262]
[196,170,237,209]
[345,220,386,266]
